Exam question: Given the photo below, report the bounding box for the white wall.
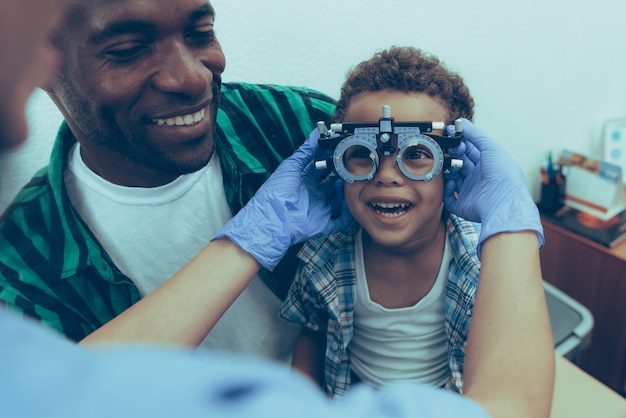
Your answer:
[3,0,626,212]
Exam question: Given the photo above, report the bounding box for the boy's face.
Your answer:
[343,90,448,249]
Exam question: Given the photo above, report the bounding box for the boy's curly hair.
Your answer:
[334,46,474,125]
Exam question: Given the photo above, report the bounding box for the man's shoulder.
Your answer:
[221,82,335,104]
[2,121,74,222]
[220,82,336,120]
[214,82,336,169]
[1,167,54,223]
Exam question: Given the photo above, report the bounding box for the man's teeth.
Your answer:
[152,108,205,126]
[372,202,410,218]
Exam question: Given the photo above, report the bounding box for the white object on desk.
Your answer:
[560,150,625,221]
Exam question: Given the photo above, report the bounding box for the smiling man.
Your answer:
[51,1,225,186]
[0,0,335,362]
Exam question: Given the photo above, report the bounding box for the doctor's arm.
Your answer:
[464,232,554,418]
[80,128,352,347]
[444,120,555,418]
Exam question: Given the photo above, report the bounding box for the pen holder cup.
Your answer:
[539,182,562,214]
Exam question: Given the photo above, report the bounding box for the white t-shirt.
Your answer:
[64,144,300,362]
[349,228,451,388]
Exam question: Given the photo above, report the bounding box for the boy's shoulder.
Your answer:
[298,226,359,265]
[446,213,481,268]
[447,213,481,236]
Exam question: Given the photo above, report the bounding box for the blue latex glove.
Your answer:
[444,119,544,257]
[213,127,353,271]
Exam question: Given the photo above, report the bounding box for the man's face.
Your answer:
[49,0,226,186]
[0,0,75,151]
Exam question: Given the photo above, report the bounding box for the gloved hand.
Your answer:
[443,119,543,257]
[213,127,353,271]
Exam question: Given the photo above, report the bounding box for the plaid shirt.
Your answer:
[0,82,335,341]
[280,213,481,399]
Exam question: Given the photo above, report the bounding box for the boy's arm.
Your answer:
[462,231,554,418]
[291,330,327,389]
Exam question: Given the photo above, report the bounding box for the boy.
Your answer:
[280,46,553,409]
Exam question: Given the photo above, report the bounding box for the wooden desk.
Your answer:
[552,355,626,418]
[541,217,626,394]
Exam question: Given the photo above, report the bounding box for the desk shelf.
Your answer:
[541,217,626,394]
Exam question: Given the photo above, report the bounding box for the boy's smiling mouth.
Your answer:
[369,202,412,218]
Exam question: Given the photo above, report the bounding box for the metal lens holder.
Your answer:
[315,105,464,183]
[333,134,378,182]
[395,130,444,182]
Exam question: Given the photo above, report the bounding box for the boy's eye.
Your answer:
[344,145,377,177]
[346,146,373,160]
[404,145,433,160]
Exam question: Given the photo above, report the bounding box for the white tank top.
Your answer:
[65,143,300,362]
[349,228,451,388]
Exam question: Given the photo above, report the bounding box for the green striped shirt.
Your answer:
[0,82,335,341]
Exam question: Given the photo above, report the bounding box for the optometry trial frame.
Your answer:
[315,105,464,183]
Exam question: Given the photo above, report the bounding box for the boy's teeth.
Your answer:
[374,202,409,209]
[152,108,205,126]
[372,202,410,218]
